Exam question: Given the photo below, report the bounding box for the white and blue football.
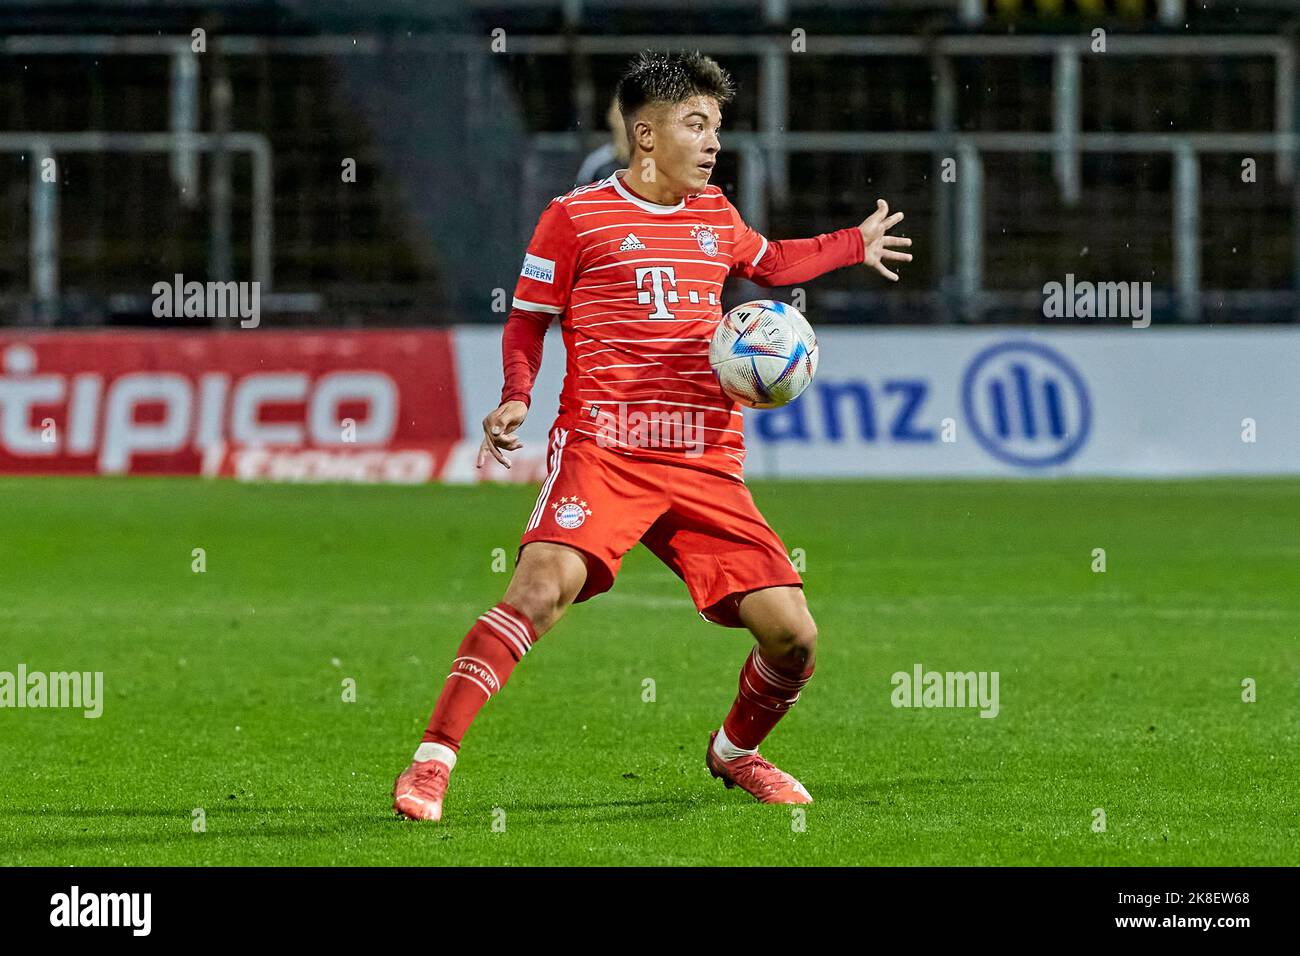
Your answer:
[709,299,819,409]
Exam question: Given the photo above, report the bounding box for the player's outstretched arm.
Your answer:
[730,196,912,287]
[858,198,913,282]
[476,400,529,470]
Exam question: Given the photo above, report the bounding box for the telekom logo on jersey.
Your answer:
[634,266,717,318]
[636,266,679,318]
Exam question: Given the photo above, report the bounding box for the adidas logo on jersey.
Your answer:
[620,233,646,251]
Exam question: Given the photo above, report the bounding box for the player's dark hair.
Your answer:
[615,50,736,126]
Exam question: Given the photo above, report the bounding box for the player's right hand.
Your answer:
[477,400,529,470]
[858,199,912,282]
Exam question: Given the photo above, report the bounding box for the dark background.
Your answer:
[1,0,1297,327]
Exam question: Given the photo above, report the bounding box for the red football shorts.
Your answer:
[517,425,803,627]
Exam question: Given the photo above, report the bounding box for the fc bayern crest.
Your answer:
[692,225,719,257]
[551,495,592,529]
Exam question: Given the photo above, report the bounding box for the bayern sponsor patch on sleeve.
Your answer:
[521,253,556,284]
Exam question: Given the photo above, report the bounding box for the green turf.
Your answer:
[1,476,1296,865]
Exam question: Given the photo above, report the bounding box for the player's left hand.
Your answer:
[476,399,529,470]
[858,199,912,282]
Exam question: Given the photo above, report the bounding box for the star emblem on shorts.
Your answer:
[550,495,592,516]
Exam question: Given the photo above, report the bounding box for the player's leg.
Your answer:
[419,542,587,758]
[393,542,586,821]
[395,434,667,820]
[737,584,817,670]
[501,542,589,637]
[714,584,817,757]
[703,587,816,802]
[641,476,814,803]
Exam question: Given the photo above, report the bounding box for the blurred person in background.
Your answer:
[575,95,629,186]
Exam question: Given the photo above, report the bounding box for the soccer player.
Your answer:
[394,50,911,820]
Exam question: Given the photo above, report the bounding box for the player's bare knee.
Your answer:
[785,618,818,669]
[504,545,586,634]
[504,577,566,635]
[788,592,818,665]
[505,564,581,638]
[756,615,817,669]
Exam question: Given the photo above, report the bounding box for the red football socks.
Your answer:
[421,608,809,762]
[421,602,537,753]
[721,646,815,751]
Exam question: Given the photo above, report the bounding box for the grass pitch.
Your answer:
[1,476,1296,866]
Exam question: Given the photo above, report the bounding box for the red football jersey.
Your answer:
[508,171,861,481]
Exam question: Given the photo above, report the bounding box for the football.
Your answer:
[709,299,819,409]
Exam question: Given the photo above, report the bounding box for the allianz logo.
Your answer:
[749,341,1092,468]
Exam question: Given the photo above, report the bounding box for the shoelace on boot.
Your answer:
[730,753,791,800]
[410,761,449,789]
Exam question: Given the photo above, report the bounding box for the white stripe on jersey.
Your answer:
[589,242,734,265]
[585,369,717,382]
[563,295,658,310]
[587,232,735,249]
[573,278,724,299]
[512,297,564,314]
[575,279,637,292]
[579,377,732,392]
[577,374,715,382]
[575,219,735,237]
[586,355,712,367]
[579,380,721,394]
[553,177,617,204]
[576,350,712,363]
[585,277,722,290]
[582,353,711,365]
[577,338,709,348]
[569,299,717,317]
[585,362,660,372]
[570,307,719,325]
[567,200,732,220]
[573,315,721,330]
[564,195,729,208]
[573,209,734,224]
[585,256,729,273]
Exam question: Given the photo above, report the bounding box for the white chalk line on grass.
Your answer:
[0,601,488,620]
[838,599,1295,623]
[1,596,1291,624]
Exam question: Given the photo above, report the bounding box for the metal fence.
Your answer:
[2,22,1298,323]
